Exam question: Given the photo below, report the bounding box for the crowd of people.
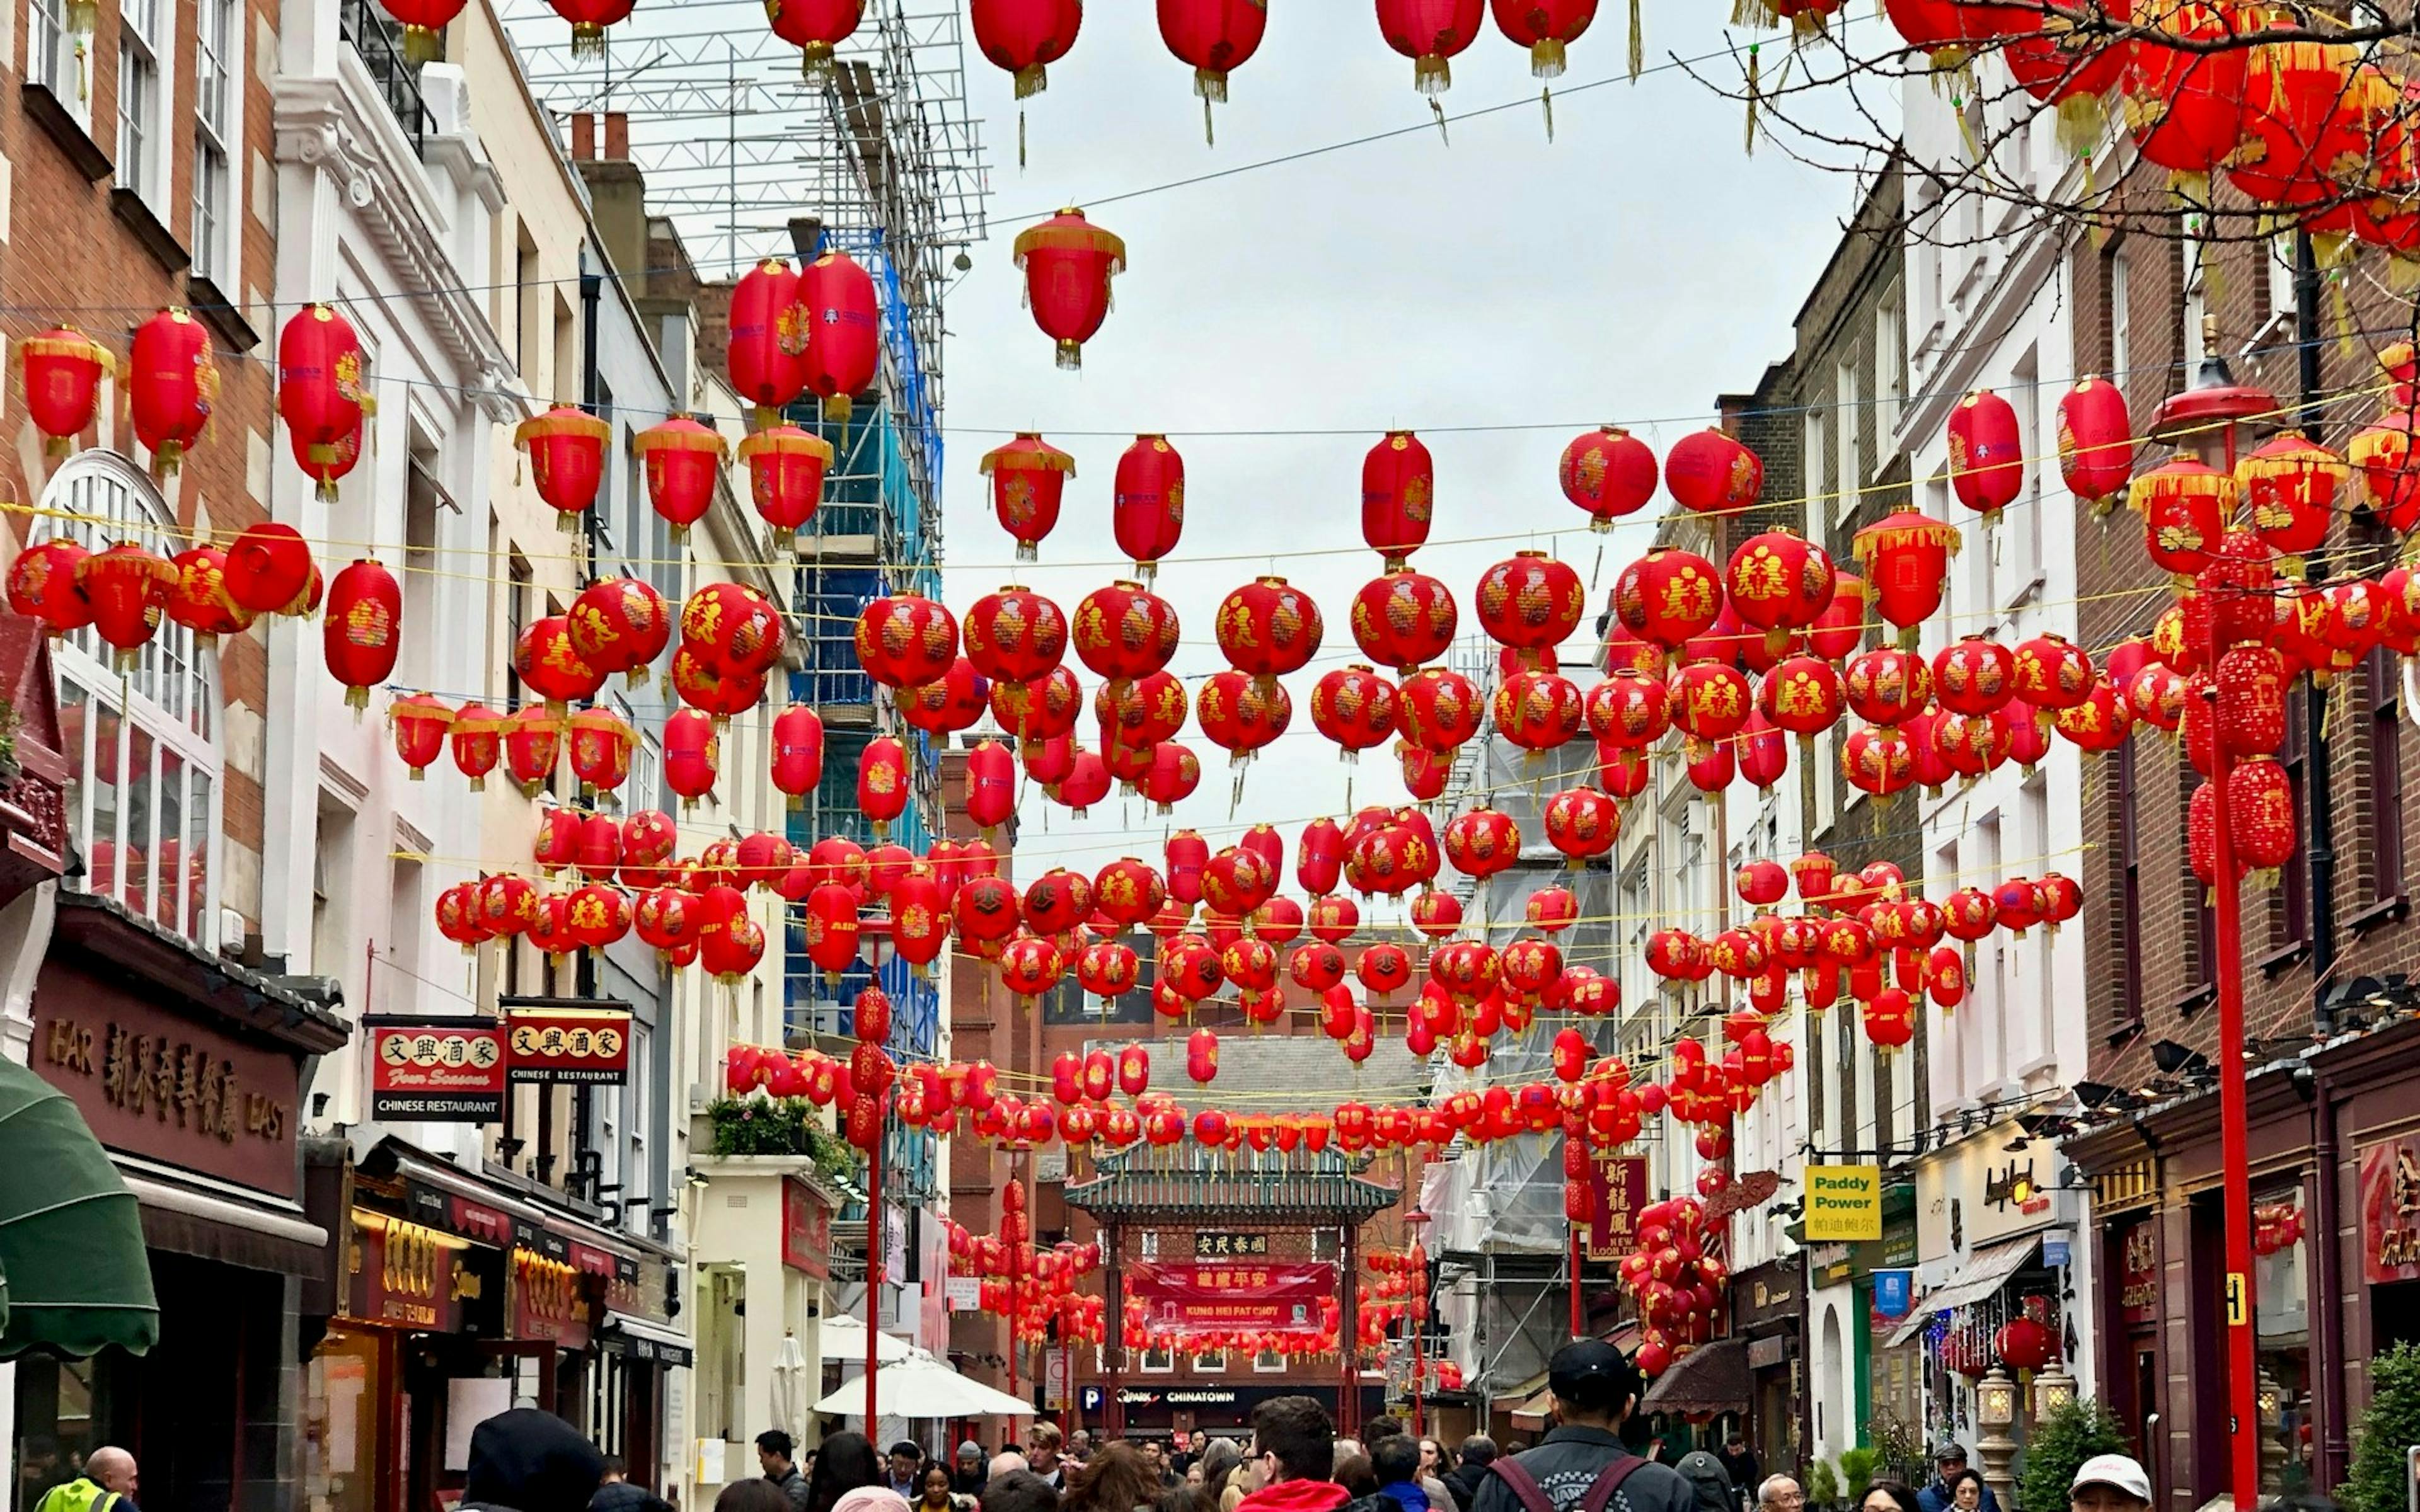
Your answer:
[435,1339,2161,1512]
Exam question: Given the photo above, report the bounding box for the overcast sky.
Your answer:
[928,6,1865,899]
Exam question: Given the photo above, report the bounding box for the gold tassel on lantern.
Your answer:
[1630,0,1644,78]
[1744,45,1761,155]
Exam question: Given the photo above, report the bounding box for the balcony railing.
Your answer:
[338,0,429,152]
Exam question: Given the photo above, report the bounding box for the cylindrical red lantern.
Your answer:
[128,308,219,477]
[664,707,719,808]
[1946,389,2024,513]
[1112,433,1185,578]
[323,558,402,710]
[1361,432,1438,568]
[514,406,611,530]
[972,0,1083,96]
[1158,0,1267,137]
[2058,375,2134,511]
[1853,509,1960,636]
[277,304,371,499]
[798,250,879,422]
[631,416,729,539]
[18,326,110,455]
[77,543,175,668]
[738,425,832,546]
[982,433,1075,563]
[765,0,864,74]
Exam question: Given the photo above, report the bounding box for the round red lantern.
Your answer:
[1158,0,1267,138]
[1310,665,1400,760]
[1934,636,2017,716]
[764,0,863,74]
[18,326,110,455]
[1843,725,1917,801]
[1726,529,1838,653]
[1613,549,1723,649]
[737,425,832,546]
[1377,0,1485,92]
[544,0,636,57]
[1995,1316,2059,1372]
[901,660,989,738]
[631,416,729,539]
[515,614,605,711]
[128,309,219,477]
[1474,551,1585,668]
[853,591,959,689]
[569,576,673,688]
[1073,581,1180,687]
[1559,425,1656,530]
[1761,653,1848,740]
[76,544,174,667]
[1670,662,1752,743]
[964,585,1069,689]
[1351,570,1459,672]
[2351,402,2420,533]
[1493,670,1583,755]
[1840,647,1930,727]
[1947,389,2024,513]
[2053,677,2134,753]
[2123,0,2251,180]
[1013,208,1123,369]
[1216,575,1325,689]
[1397,667,1484,752]
[972,0,1082,96]
[1543,786,1619,868]
[323,558,402,710]
[223,522,314,617]
[388,694,452,779]
[1587,668,1671,748]
[798,250,879,423]
[2013,633,2095,711]
[1662,428,1761,515]
[514,406,611,531]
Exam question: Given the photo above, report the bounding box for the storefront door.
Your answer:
[408,1341,558,1512]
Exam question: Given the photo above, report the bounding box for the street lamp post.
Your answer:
[2148,319,2276,1511]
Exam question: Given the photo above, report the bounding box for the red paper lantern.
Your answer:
[1587,668,1671,748]
[127,309,219,477]
[1493,670,1583,756]
[569,576,673,688]
[853,590,959,689]
[2121,0,2250,180]
[18,326,110,455]
[1351,570,1459,672]
[1559,425,1656,530]
[1843,725,1917,800]
[2229,755,2298,874]
[1397,667,1484,752]
[323,559,402,710]
[1158,0,1267,137]
[2129,454,2231,578]
[901,660,989,738]
[2058,375,2134,510]
[1494,0,1599,76]
[1073,580,1180,687]
[222,522,314,617]
[76,544,175,667]
[1726,528,1838,652]
[664,708,719,808]
[964,586,1069,690]
[1112,434,1185,578]
[1216,575,1325,688]
[1761,653,1848,740]
[1614,548,1723,649]
[798,250,879,423]
[1662,428,1761,515]
[764,0,863,74]
[981,433,1076,563]
[1543,787,1619,868]
[737,425,832,545]
[388,694,452,779]
[515,406,611,530]
[1934,636,2017,716]
[1671,662,1752,743]
[1363,431,1436,566]
[2353,401,2420,533]
[516,614,605,711]
[1853,509,1959,634]
[544,0,636,57]
[2233,432,2343,573]
[1376,0,1485,92]
[725,258,809,420]
[631,416,729,538]
[972,0,1083,96]
[1443,806,1521,880]
[1947,390,2024,513]
[1840,647,1928,727]
[449,703,502,790]
[2013,633,2095,711]
[858,735,909,840]
[2054,677,2134,753]
[1475,551,1585,667]
[1013,208,1123,369]
[1310,665,1400,760]
[277,304,371,498]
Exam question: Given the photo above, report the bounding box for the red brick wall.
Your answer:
[4,0,279,926]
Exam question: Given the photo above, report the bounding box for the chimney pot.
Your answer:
[568,112,594,162]
[604,112,630,161]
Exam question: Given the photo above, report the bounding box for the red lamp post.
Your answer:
[2149,318,2274,1512]
[1405,1208,1431,1438]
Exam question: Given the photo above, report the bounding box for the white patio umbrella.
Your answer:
[812,1354,1034,1419]
[770,1332,810,1440]
[820,1313,916,1365]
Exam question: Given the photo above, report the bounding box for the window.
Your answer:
[1139,1347,1173,1374]
[629,1021,652,1232]
[1876,295,1905,445]
[28,0,85,118]
[1835,354,1862,528]
[403,444,441,687]
[1139,1231,1159,1261]
[2265,234,2298,335]
[2180,215,2210,372]
[2371,647,2406,903]
[1803,405,1829,527]
[48,457,222,948]
[1310,1228,1340,1263]
[2116,737,2143,1027]
[2276,696,2309,950]
[383,857,422,1016]
[1253,1350,1286,1374]
[117,0,163,202]
[2003,349,2043,604]
[192,0,236,282]
[504,548,533,704]
[2098,240,2129,375]
[1190,1349,1226,1373]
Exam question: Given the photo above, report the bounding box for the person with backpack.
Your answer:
[1466,1341,1691,1512]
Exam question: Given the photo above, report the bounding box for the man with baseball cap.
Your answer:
[1468,1341,1691,1512]
[2067,1455,2152,1512]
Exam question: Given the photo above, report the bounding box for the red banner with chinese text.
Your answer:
[1128,1261,1335,1333]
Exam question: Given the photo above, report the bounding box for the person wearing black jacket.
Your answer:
[1443,1438,1497,1512]
[1466,1343,1691,1512]
[462,1409,606,1512]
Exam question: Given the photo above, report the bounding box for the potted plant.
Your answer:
[2348,1342,2420,1512]
[2018,1399,2128,1512]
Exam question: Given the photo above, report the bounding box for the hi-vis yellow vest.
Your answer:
[35,1479,122,1512]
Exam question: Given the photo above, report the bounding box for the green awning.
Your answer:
[0,1057,158,1359]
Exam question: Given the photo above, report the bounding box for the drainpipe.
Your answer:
[2294,230,2337,1015]
[2308,1060,2349,1486]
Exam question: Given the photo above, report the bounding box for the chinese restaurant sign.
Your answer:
[512,1247,592,1349]
[349,1211,475,1331]
[2119,1220,2158,1323]
[366,1017,507,1121]
[782,1177,832,1280]
[33,959,299,1197]
[1804,1163,1884,1242]
[2359,1137,2420,1283]
[1194,1231,1272,1259]
[1129,1261,1335,1332]
[504,1002,631,1086]
[1585,1155,1650,1261]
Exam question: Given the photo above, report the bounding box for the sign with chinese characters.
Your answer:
[366,1017,507,1121]
[2358,1138,2420,1283]
[33,959,301,1198]
[2119,1220,2158,1324]
[502,1000,631,1086]
[1128,1262,1335,1332]
[781,1177,833,1280]
[1805,1164,1884,1242]
[512,1247,592,1349]
[605,1256,675,1327]
[1194,1231,1272,1259]
[349,1210,477,1331]
[1584,1155,1650,1261]
[946,1276,982,1311]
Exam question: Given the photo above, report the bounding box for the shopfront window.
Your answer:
[2253,1184,2313,1494]
[47,454,222,949]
